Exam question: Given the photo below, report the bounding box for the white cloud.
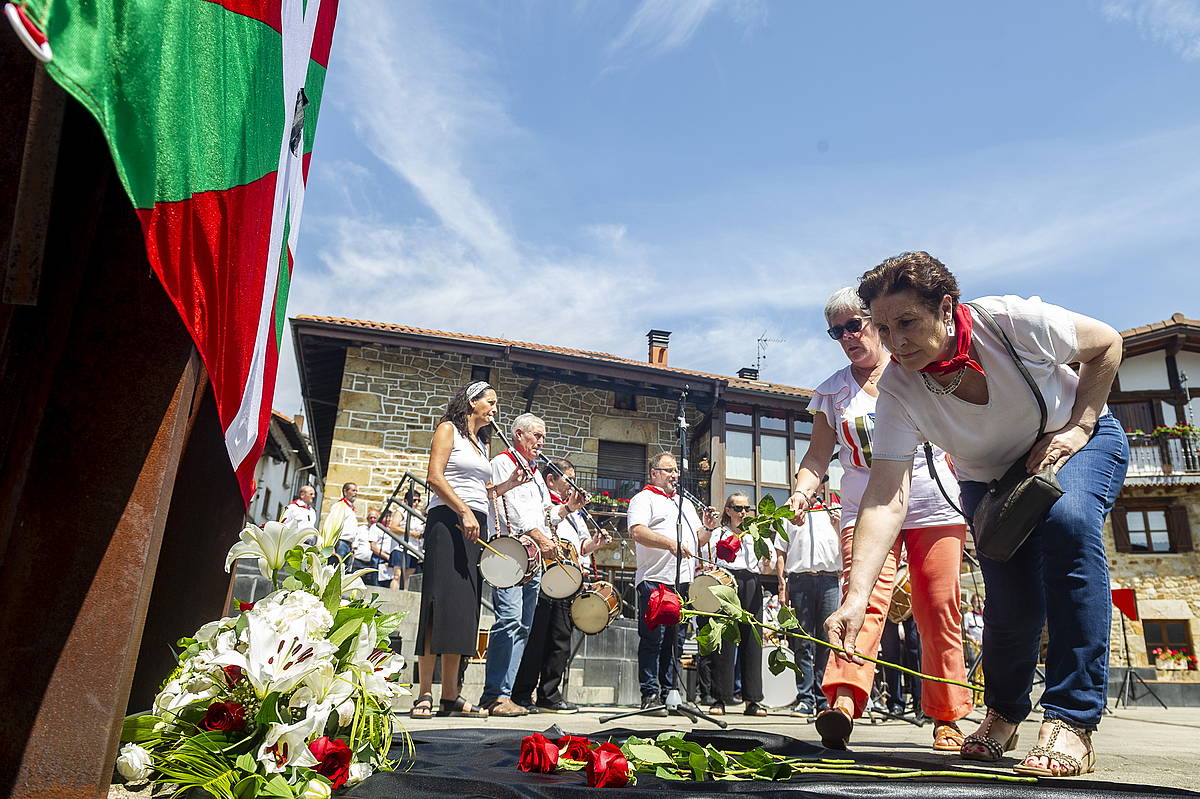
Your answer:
[1103,0,1200,60]
[604,0,765,66]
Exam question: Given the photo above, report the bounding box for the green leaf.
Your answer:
[705,745,727,768]
[233,774,262,799]
[321,567,343,615]
[767,647,799,676]
[752,537,771,562]
[759,494,777,514]
[255,692,284,726]
[706,584,743,616]
[687,751,707,780]
[235,752,258,773]
[696,620,725,654]
[260,773,295,799]
[328,618,363,649]
[654,766,686,780]
[737,748,773,769]
[626,743,674,765]
[281,576,303,591]
[235,613,250,635]
[120,713,161,743]
[776,604,799,630]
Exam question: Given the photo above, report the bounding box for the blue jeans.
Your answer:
[958,413,1127,729]
[481,574,541,703]
[637,581,689,699]
[786,572,840,707]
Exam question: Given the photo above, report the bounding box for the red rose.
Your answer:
[518,733,558,773]
[222,665,244,686]
[586,742,630,788]
[645,584,681,630]
[557,735,593,761]
[239,601,254,611]
[601,490,610,497]
[715,534,742,562]
[308,737,352,788]
[201,701,246,732]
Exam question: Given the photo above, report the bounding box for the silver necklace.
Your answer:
[922,367,966,395]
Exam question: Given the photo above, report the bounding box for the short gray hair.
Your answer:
[512,413,544,434]
[647,451,674,475]
[825,286,867,325]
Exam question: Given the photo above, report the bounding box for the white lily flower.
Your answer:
[336,696,356,727]
[213,609,335,697]
[290,662,356,714]
[347,763,374,786]
[300,779,331,799]
[226,520,316,578]
[116,743,154,782]
[255,714,322,773]
[306,552,375,598]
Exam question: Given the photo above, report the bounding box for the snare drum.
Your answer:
[887,566,913,624]
[541,541,584,599]
[570,580,621,634]
[479,534,540,589]
[690,566,738,614]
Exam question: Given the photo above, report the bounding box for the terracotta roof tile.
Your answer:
[1120,312,1199,338]
[294,315,813,399]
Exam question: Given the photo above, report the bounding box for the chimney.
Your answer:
[647,329,671,366]
[737,367,759,381]
[293,413,305,434]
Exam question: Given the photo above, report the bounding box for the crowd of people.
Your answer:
[281,251,1128,779]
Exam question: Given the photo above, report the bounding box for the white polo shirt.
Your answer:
[489,450,551,538]
[713,525,772,574]
[776,505,841,574]
[628,486,705,585]
[280,499,316,528]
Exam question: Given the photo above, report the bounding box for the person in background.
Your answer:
[281,484,317,528]
[351,508,380,585]
[320,482,360,565]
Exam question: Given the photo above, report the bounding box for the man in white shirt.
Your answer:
[480,414,585,717]
[320,482,359,564]
[351,508,379,583]
[628,452,719,713]
[775,481,841,717]
[280,485,317,528]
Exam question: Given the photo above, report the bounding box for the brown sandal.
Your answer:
[815,706,853,750]
[961,708,1019,762]
[1012,719,1095,778]
[932,720,965,751]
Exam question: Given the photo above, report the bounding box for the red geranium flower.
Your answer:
[715,534,742,562]
[645,584,681,630]
[201,701,246,732]
[600,490,611,497]
[518,733,559,773]
[586,742,630,788]
[239,601,255,611]
[308,737,352,788]
[558,735,593,761]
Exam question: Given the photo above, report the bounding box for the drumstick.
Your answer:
[457,525,513,560]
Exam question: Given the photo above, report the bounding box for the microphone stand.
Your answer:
[600,385,726,729]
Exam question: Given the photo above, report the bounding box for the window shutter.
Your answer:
[1167,505,1193,553]
[1111,508,1132,553]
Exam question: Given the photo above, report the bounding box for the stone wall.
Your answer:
[321,343,705,519]
[1106,484,1200,668]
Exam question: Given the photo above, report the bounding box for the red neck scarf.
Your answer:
[643,484,676,499]
[910,303,986,377]
[504,449,534,475]
[549,490,565,505]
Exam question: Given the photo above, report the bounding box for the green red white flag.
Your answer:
[5,0,340,503]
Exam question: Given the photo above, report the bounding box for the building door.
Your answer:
[597,440,648,500]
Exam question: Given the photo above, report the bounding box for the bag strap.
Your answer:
[965,301,1047,441]
[923,441,972,532]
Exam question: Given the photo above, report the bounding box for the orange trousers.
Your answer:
[822,523,972,721]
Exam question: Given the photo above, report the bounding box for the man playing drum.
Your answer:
[480,414,585,717]
[628,452,719,715]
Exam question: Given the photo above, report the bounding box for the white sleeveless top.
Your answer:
[427,424,492,514]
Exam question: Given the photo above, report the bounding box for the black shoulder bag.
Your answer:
[924,302,1063,563]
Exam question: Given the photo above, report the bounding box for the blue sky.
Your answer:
[277,0,1200,415]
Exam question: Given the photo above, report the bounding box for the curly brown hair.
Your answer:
[857,251,960,314]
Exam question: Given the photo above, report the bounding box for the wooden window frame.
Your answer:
[719,404,813,504]
[1111,501,1193,554]
[1143,619,1195,665]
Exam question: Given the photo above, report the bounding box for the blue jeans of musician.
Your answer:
[958,413,1127,730]
[637,581,690,700]
[786,572,840,708]
[481,575,541,703]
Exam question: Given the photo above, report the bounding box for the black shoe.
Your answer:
[640,696,668,717]
[535,698,578,714]
[517,700,541,714]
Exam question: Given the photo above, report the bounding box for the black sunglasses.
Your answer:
[728,505,753,512]
[827,317,866,340]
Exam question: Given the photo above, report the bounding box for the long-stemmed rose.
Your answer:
[644,584,681,630]
[518,733,559,773]
[308,737,353,788]
[585,743,630,788]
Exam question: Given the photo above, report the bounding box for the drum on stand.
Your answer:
[691,566,737,614]
[887,566,914,624]
[479,534,540,589]
[761,645,798,708]
[541,541,584,599]
[570,580,621,634]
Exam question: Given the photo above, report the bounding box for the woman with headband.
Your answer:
[411,381,529,719]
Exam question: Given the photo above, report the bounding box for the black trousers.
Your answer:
[713,569,764,704]
[880,618,922,713]
[512,595,573,704]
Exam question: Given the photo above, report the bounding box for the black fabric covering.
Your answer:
[344,726,1198,799]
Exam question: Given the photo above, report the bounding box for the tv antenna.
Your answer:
[756,332,785,372]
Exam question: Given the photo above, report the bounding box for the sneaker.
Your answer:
[489,697,528,717]
[640,696,668,717]
[790,701,814,718]
[535,698,579,714]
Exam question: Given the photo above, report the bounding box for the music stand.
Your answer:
[601,386,726,729]
[1110,588,1165,710]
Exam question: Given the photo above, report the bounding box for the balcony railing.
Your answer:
[1127,434,1200,477]
[567,466,705,506]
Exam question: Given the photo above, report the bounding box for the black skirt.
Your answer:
[415,505,485,656]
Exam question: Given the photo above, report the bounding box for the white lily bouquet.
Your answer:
[116,520,409,798]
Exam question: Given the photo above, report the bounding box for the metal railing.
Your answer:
[568,466,704,503]
[1127,435,1200,476]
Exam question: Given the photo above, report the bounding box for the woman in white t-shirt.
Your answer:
[825,252,1128,778]
[788,287,971,752]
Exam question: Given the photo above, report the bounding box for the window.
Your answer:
[596,440,648,501]
[613,391,637,411]
[793,416,813,436]
[471,364,491,383]
[1112,503,1193,554]
[760,411,786,431]
[261,487,272,521]
[1110,400,1157,433]
[726,408,753,427]
[760,435,789,485]
[1143,620,1194,665]
[726,431,754,481]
